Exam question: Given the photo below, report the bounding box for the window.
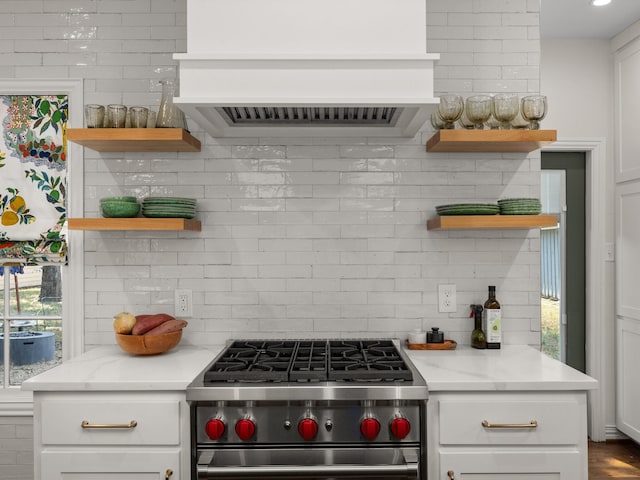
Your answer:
[0,265,63,387]
[0,79,84,403]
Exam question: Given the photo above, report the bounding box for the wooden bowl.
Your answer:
[115,330,182,355]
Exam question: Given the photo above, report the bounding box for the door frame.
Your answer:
[543,138,607,441]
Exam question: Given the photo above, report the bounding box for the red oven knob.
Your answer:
[235,418,256,441]
[205,418,226,440]
[360,417,381,440]
[390,417,411,440]
[298,418,319,441]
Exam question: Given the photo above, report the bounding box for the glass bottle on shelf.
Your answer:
[156,78,187,130]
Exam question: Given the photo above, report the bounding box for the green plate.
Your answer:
[498,197,541,203]
[142,207,196,215]
[500,209,542,215]
[143,197,196,205]
[142,211,196,219]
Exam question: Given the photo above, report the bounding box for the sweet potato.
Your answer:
[132,313,176,335]
[144,319,188,336]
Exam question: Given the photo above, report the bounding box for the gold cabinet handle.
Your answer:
[482,419,537,429]
[448,471,455,479]
[81,420,138,429]
[165,469,173,479]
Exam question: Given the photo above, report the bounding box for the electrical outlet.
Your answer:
[175,289,193,318]
[438,284,457,313]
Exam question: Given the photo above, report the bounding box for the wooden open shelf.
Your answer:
[68,218,201,231]
[426,129,557,153]
[426,214,557,230]
[66,128,201,152]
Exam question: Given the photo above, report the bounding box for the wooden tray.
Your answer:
[406,339,457,350]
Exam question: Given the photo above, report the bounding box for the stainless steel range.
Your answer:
[188,339,428,480]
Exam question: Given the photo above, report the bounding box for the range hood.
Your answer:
[174,0,439,138]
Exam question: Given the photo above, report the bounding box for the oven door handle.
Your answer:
[197,463,419,479]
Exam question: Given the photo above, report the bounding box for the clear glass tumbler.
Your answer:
[107,104,127,128]
[129,106,149,128]
[84,104,105,128]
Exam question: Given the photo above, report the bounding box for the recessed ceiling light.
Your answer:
[591,0,611,6]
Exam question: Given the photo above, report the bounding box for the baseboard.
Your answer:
[606,425,630,440]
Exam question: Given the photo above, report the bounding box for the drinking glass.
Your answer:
[491,93,519,129]
[84,104,105,128]
[437,94,463,129]
[430,110,446,130]
[457,109,475,129]
[465,95,492,129]
[129,106,149,128]
[521,95,547,130]
[107,104,127,128]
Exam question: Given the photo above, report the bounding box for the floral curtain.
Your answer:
[0,95,67,265]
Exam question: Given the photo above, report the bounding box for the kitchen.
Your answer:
[1,0,639,479]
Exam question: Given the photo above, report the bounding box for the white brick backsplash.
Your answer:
[0,15,546,471]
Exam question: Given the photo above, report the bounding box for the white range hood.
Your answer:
[174,0,439,138]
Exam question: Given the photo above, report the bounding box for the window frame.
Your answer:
[0,79,84,413]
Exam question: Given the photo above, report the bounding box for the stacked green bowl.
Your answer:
[498,198,542,215]
[100,196,140,218]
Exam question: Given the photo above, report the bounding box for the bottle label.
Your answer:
[484,308,501,343]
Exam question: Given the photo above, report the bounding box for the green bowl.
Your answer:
[100,196,137,204]
[101,201,141,218]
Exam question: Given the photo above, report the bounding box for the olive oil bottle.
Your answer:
[483,286,501,349]
[470,304,486,349]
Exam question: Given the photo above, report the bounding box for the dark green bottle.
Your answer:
[470,304,486,349]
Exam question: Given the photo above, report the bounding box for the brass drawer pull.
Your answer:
[448,471,455,479]
[165,468,173,479]
[81,420,138,429]
[482,419,538,429]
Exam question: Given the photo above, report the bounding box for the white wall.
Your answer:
[540,38,616,435]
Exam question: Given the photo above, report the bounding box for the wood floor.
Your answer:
[589,440,640,478]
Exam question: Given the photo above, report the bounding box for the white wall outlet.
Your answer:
[175,289,193,318]
[438,284,457,313]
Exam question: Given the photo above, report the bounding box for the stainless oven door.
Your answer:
[196,447,420,480]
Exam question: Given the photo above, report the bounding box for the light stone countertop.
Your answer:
[21,345,222,392]
[404,344,598,392]
[22,342,598,393]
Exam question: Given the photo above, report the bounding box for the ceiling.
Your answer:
[541,0,640,39]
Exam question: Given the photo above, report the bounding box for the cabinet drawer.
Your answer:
[439,398,583,445]
[41,400,180,445]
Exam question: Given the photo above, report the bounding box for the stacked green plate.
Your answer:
[141,197,197,219]
[498,198,542,215]
[435,203,500,215]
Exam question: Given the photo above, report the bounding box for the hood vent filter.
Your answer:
[219,106,399,126]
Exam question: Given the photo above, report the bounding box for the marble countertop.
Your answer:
[22,342,597,393]
[21,345,221,392]
[404,344,598,391]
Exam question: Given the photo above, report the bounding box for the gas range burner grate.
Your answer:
[289,340,328,382]
[204,341,296,383]
[203,339,413,384]
[328,340,413,382]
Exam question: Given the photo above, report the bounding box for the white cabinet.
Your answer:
[615,181,640,442]
[439,451,582,479]
[33,391,190,480]
[42,451,179,479]
[428,391,589,480]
